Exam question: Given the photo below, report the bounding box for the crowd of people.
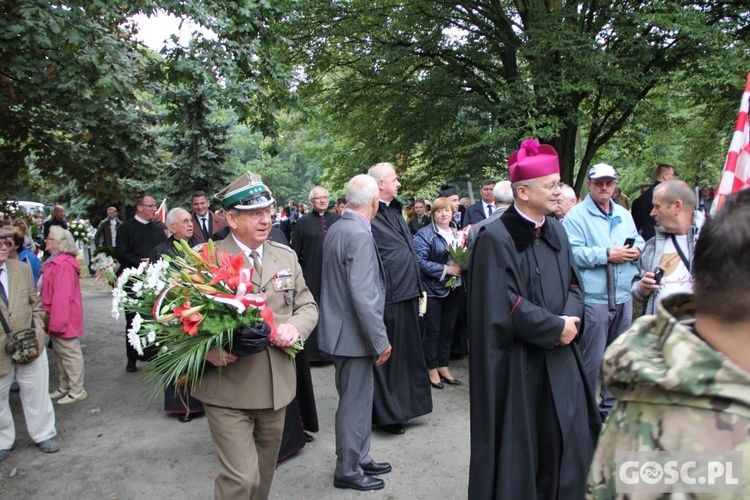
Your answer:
[0,143,747,498]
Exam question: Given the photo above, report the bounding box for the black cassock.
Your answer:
[370,199,432,426]
[290,211,341,362]
[467,207,600,499]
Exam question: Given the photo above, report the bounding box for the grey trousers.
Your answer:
[333,355,375,480]
[579,300,633,412]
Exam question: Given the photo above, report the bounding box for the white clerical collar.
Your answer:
[379,199,391,207]
[134,215,150,224]
[231,234,264,261]
[513,205,545,229]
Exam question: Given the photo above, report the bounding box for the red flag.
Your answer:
[711,73,750,216]
[155,198,168,224]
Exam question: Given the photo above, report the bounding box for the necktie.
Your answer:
[201,217,209,240]
[0,269,8,307]
[487,205,493,217]
[250,250,262,290]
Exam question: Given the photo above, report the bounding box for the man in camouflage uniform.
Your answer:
[587,189,750,498]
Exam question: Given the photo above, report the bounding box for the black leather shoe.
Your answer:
[381,423,405,434]
[361,461,392,476]
[178,413,193,423]
[334,475,385,491]
[431,381,444,389]
[439,373,461,385]
[126,360,137,373]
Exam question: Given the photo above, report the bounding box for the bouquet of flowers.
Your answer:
[91,252,118,287]
[68,219,93,245]
[112,240,302,393]
[445,226,471,289]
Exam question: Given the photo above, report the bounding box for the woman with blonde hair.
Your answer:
[413,197,462,389]
[42,225,87,405]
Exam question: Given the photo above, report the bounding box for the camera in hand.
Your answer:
[653,267,665,285]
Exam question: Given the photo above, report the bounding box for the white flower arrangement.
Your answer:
[68,219,93,245]
[92,252,119,288]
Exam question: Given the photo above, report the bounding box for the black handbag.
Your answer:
[1,311,41,365]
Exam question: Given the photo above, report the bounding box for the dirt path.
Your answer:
[0,276,471,499]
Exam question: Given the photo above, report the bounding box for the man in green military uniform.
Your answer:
[192,172,318,500]
[588,189,750,498]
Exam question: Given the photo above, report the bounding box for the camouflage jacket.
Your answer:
[587,293,750,499]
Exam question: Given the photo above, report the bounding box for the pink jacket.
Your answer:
[41,253,84,338]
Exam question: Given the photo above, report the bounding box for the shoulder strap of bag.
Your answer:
[670,234,691,270]
[0,310,10,334]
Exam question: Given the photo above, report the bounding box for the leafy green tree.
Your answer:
[1,0,295,212]
[0,0,158,201]
[155,87,235,206]
[283,0,750,190]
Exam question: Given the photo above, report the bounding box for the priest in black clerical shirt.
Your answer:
[115,194,167,373]
[290,186,341,363]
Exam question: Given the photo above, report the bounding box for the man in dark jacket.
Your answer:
[467,140,600,499]
[115,195,167,373]
[631,163,675,240]
[367,162,432,435]
[464,179,496,225]
[95,207,122,250]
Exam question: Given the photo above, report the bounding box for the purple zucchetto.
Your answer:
[508,139,560,183]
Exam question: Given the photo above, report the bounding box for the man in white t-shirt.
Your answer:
[632,180,699,315]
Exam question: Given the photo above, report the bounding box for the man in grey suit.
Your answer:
[318,174,393,492]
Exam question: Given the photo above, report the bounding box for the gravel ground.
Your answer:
[0,276,471,499]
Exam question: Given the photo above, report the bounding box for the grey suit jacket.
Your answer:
[0,260,47,376]
[466,206,508,252]
[318,211,389,357]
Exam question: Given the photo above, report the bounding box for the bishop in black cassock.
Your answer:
[467,141,600,499]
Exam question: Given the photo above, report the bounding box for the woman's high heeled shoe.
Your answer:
[439,373,461,386]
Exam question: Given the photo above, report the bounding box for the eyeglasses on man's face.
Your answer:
[0,240,13,248]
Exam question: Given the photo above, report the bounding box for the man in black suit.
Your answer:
[190,191,228,243]
[464,179,496,225]
[318,174,392,491]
